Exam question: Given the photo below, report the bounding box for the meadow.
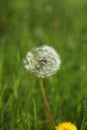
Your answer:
[0,0,87,130]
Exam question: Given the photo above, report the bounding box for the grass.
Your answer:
[0,0,87,130]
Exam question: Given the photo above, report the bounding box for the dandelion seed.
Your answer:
[23,52,36,71]
[23,45,61,78]
[55,122,77,130]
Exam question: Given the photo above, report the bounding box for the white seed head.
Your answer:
[23,45,61,78]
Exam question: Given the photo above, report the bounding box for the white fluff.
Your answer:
[23,45,61,78]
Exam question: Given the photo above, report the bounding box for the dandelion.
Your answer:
[23,45,61,130]
[23,45,61,78]
[55,122,77,130]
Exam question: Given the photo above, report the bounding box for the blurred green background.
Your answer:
[0,0,87,130]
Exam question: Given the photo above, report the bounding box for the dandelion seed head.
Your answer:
[23,45,61,78]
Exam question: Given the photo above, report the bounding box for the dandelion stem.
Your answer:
[39,78,56,130]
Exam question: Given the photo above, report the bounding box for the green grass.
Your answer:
[0,0,87,130]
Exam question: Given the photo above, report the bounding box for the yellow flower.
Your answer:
[55,122,77,130]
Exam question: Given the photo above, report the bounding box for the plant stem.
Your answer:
[80,116,85,130]
[39,78,56,130]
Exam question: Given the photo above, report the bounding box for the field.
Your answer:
[0,0,87,130]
